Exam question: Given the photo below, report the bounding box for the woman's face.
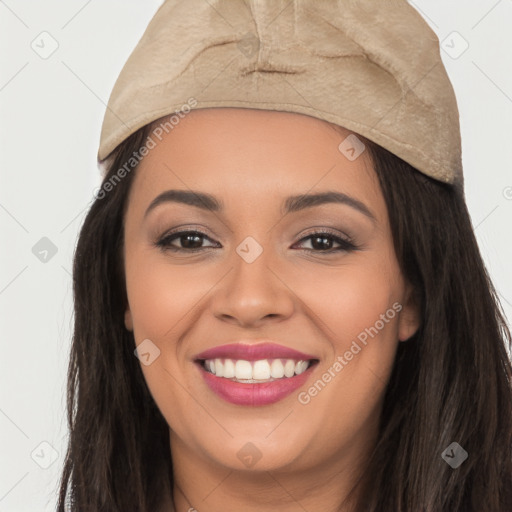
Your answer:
[123,108,419,477]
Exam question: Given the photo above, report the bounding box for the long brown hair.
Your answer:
[56,122,512,511]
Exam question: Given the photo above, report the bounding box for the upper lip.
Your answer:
[194,341,318,362]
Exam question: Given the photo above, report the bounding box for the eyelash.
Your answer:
[154,228,358,255]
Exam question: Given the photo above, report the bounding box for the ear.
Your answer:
[124,307,134,332]
[398,284,421,342]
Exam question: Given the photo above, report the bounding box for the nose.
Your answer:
[210,245,295,328]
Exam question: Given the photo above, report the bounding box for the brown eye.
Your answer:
[154,229,357,255]
[156,230,218,252]
[294,231,357,253]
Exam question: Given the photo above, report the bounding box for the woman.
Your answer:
[57,1,512,511]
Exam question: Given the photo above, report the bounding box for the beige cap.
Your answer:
[98,0,463,189]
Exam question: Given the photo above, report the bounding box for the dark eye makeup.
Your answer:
[153,227,359,255]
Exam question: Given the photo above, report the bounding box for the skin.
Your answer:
[122,108,420,512]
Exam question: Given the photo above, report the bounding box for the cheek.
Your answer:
[124,250,214,435]
[287,257,403,351]
[289,258,403,436]
[125,248,214,342]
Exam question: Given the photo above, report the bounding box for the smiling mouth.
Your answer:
[196,357,320,383]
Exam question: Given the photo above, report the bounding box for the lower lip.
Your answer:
[196,362,317,406]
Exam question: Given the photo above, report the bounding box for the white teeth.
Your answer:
[235,360,253,379]
[253,360,271,380]
[270,359,285,378]
[284,359,295,378]
[203,358,314,381]
[214,359,224,377]
[223,358,235,378]
[295,360,309,375]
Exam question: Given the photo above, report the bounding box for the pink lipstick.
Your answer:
[194,342,319,406]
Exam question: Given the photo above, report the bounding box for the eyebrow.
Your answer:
[144,189,376,222]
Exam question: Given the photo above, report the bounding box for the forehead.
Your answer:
[127,108,383,217]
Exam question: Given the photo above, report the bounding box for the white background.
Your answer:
[1,1,511,510]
